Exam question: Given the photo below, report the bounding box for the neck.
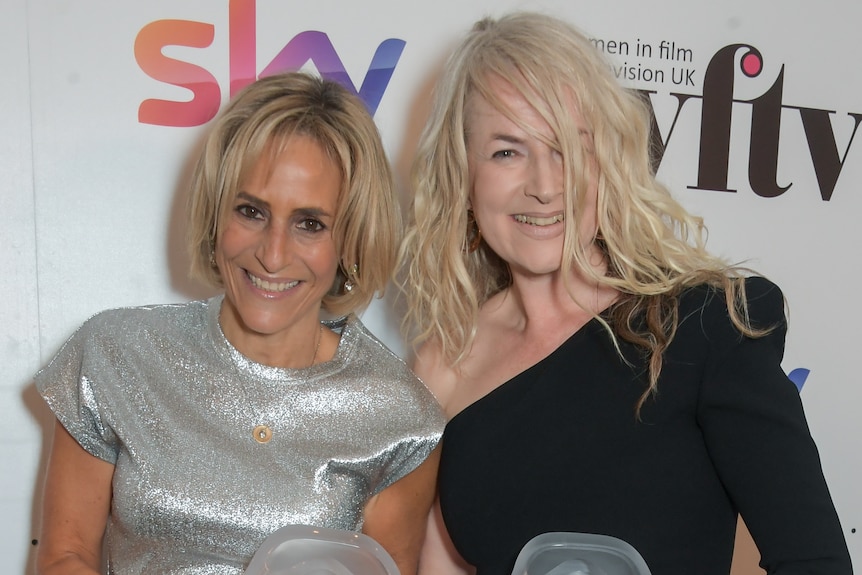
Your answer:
[504,266,618,335]
[218,302,322,369]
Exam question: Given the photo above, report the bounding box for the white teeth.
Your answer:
[514,214,565,226]
[248,273,299,292]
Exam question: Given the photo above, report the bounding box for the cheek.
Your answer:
[304,239,339,276]
[469,167,506,213]
[473,191,510,231]
[214,226,247,262]
[320,251,339,278]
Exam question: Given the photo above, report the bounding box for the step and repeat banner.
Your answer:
[2,1,859,573]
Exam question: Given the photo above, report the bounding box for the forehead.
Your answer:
[252,131,334,173]
[220,134,340,212]
[259,135,340,186]
[465,75,585,140]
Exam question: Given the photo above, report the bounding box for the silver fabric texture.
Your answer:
[36,296,445,574]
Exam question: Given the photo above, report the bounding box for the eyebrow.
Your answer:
[234,191,334,218]
[294,206,334,219]
[490,133,527,145]
[236,191,270,210]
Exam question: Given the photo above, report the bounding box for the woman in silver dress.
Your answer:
[35,72,445,575]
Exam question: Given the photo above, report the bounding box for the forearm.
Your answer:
[363,447,442,575]
[38,421,112,575]
[36,550,102,575]
[418,499,474,575]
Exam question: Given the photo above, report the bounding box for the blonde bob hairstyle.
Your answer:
[400,12,767,407]
[188,72,399,317]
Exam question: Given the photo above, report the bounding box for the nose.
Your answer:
[525,148,563,204]
[255,223,293,273]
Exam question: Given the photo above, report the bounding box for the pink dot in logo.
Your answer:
[741,52,762,77]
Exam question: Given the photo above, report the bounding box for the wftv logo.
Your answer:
[642,44,861,201]
[134,0,403,127]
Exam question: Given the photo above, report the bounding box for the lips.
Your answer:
[513,213,565,226]
[247,271,299,292]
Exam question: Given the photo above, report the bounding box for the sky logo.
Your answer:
[134,0,404,127]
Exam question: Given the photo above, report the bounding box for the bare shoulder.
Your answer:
[412,292,521,420]
[413,339,460,418]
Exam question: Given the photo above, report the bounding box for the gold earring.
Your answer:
[466,209,482,253]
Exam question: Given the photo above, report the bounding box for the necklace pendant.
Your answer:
[252,424,273,444]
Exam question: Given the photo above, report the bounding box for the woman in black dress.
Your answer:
[400,11,852,575]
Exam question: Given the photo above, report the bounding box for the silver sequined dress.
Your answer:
[36,296,445,574]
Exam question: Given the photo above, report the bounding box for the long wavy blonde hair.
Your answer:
[400,12,769,409]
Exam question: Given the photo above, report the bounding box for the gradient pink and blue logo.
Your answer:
[134,0,404,127]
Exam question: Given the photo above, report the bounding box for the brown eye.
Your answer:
[237,205,264,220]
[298,218,326,232]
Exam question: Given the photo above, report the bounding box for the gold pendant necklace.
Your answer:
[239,324,323,444]
[252,424,273,443]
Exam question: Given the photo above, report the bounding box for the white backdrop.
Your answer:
[2,1,859,573]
